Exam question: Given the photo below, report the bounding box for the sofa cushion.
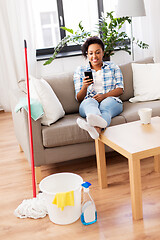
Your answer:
[110,115,126,126]
[119,62,134,102]
[129,63,160,103]
[45,72,79,114]
[120,57,154,102]
[42,113,126,148]
[121,100,160,123]
[29,76,65,126]
[42,114,92,148]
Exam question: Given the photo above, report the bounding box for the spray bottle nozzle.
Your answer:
[82,182,91,188]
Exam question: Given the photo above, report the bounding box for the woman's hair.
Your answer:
[82,36,104,58]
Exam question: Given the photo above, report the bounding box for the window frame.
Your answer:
[36,0,130,60]
[36,0,104,59]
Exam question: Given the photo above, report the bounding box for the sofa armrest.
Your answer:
[10,88,45,166]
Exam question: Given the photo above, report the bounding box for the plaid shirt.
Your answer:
[73,61,124,100]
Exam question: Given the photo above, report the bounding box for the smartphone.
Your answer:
[84,71,93,80]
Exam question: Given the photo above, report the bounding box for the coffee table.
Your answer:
[95,116,160,220]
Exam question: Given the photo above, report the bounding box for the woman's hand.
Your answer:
[82,76,93,88]
[93,88,123,103]
[93,94,105,102]
[77,77,93,103]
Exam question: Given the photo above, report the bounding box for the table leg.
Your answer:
[128,156,143,220]
[35,166,42,184]
[95,139,108,189]
[154,155,160,173]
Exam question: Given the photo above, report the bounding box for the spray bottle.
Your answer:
[81,182,97,225]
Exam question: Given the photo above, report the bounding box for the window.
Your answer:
[40,12,60,47]
[33,0,128,58]
[103,0,130,38]
[32,0,61,49]
[62,0,98,36]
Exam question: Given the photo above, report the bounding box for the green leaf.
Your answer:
[43,57,54,65]
[61,27,74,34]
[78,21,84,31]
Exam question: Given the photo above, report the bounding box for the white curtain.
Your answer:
[149,0,160,62]
[133,0,160,62]
[0,0,36,111]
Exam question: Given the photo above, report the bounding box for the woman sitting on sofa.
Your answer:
[74,36,124,139]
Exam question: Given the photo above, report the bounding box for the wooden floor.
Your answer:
[1,112,160,240]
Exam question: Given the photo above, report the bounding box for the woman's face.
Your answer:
[87,43,104,68]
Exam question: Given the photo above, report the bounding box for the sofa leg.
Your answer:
[19,144,23,152]
[35,166,42,184]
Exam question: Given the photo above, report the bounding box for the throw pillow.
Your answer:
[18,79,27,94]
[29,75,65,126]
[129,63,160,103]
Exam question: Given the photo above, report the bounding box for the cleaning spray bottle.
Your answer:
[81,182,97,225]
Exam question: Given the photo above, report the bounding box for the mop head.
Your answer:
[14,193,48,219]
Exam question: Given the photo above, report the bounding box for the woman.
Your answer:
[74,36,124,139]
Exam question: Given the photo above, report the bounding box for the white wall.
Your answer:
[37,50,132,78]
[37,55,87,78]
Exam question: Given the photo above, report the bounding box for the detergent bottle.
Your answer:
[81,182,97,225]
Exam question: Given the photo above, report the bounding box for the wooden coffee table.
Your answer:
[95,117,160,220]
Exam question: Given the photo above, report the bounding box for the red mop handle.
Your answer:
[24,40,36,198]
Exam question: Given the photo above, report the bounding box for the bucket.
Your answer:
[39,172,83,225]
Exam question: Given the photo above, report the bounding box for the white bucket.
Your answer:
[39,172,83,225]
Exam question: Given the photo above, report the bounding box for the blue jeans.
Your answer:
[79,97,123,127]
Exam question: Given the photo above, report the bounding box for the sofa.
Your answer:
[11,57,160,183]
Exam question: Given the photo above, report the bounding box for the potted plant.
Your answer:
[44,11,149,65]
[97,11,132,60]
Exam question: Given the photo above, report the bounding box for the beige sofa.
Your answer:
[11,57,159,182]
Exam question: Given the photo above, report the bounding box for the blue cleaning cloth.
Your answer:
[15,97,44,121]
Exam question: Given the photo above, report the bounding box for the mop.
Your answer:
[14,40,47,219]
